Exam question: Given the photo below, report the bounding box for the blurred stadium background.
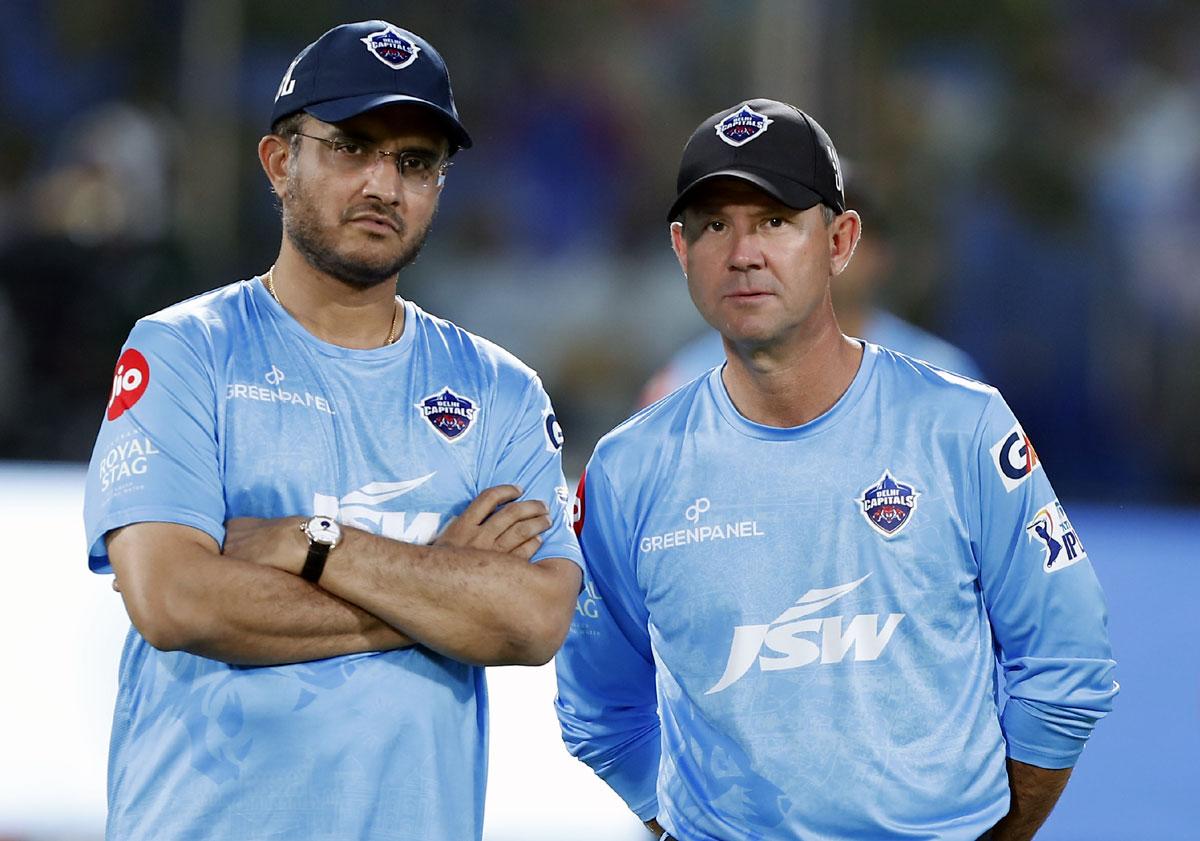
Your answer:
[1,1,1197,839]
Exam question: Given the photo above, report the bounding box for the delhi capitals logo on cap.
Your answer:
[859,471,920,537]
[715,105,773,147]
[417,387,478,441]
[361,25,421,70]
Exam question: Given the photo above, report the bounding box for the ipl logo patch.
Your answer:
[859,471,919,537]
[361,25,421,70]
[715,105,773,147]
[1025,499,1087,573]
[417,387,479,441]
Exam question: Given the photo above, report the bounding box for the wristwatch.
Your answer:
[300,515,342,584]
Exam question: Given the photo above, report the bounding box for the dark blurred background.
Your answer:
[2,0,1198,496]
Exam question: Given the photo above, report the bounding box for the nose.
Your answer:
[727,228,765,273]
[361,154,403,206]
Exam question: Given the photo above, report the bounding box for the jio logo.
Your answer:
[107,348,150,421]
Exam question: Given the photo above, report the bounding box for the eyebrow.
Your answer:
[327,132,444,157]
[398,146,442,159]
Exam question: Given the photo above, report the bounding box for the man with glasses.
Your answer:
[84,21,582,841]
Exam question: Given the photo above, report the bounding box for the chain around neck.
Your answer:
[263,266,400,346]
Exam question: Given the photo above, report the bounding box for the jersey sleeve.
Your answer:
[487,376,582,570]
[83,318,224,574]
[554,460,660,820]
[971,392,1118,768]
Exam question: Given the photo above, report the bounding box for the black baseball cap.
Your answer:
[269,21,472,153]
[668,99,844,221]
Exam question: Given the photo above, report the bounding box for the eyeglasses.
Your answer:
[289,131,451,191]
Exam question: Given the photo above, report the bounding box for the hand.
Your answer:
[436,484,551,561]
[224,516,308,574]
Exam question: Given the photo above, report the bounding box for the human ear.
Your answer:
[258,134,292,199]
[670,221,689,278]
[830,210,862,276]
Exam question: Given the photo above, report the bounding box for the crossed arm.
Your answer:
[109,485,581,667]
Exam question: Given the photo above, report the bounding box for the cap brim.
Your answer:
[667,168,823,222]
[306,94,473,152]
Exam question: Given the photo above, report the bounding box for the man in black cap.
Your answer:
[635,168,983,408]
[83,21,582,840]
[555,99,1115,840]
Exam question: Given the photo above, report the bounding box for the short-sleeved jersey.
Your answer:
[638,310,983,407]
[557,343,1115,841]
[84,278,581,841]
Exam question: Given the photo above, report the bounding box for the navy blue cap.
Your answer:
[669,99,844,221]
[270,21,472,153]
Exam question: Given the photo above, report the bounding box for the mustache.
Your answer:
[342,203,404,232]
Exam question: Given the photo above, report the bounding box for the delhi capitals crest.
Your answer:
[417,387,478,441]
[859,471,919,538]
[361,25,421,70]
[715,105,773,147]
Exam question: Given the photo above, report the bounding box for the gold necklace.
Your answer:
[263,266,400,346]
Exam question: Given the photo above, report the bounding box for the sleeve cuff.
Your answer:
[87,508,226,574]
[1001,697,1086,769]
[594,728,661,820]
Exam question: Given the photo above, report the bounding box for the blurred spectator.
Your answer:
[0,102,195,460]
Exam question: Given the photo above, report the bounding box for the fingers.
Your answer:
[481,498,548,538]
[111,576,122,593]
[510,534,542,562]
[437,486,554,556]
[493,513,552,553]
[460,484,523,526]
[436,485,557,559]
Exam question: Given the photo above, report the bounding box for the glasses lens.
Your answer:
[400,157,441,192]
[302,133,445,191]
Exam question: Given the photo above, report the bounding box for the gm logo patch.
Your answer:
[417,387,478,441]
[1025,499,1087,573]
[990,421,1041,492]
[543,408,564,452]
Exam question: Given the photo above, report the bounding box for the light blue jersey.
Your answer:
[557,343,1115,841]
[84,278,581,841]
[640,310,983,406]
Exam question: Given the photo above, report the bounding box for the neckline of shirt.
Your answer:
[707,340,877,440]
[252,275,417,359]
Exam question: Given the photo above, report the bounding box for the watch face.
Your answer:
[306,516,342,547]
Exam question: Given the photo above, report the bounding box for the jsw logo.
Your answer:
[706,574,904,695]
[313,472,442,544]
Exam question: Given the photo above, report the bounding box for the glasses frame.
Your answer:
[288,131,452,190]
